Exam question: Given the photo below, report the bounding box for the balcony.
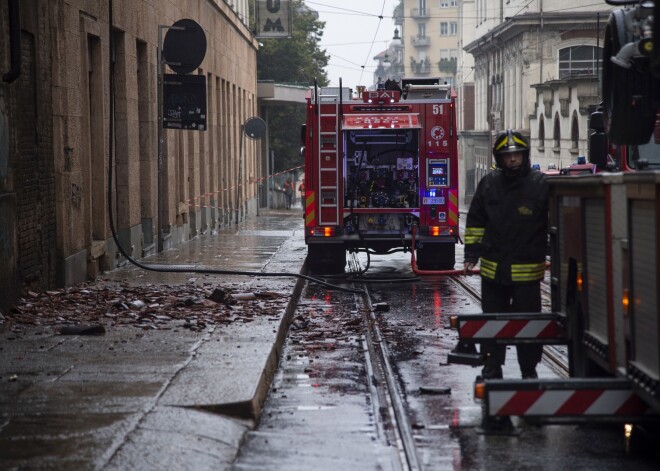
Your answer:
[411,35,430,47]
[410,8,430,19]
[410,61,431,75]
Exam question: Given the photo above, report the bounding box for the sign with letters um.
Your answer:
[255,0,292,39]
[162,74,206,131]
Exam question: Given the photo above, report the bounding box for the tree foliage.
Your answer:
[256,1,330,173]
[256,1,329,85]
[266,105,306,174]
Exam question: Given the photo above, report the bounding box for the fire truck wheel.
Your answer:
[416,243,455,271]
[307,244,346,275]
[602,9,656,145]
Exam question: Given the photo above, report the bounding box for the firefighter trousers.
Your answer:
[480,280,544,379]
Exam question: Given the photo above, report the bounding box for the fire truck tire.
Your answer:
[416,243,455,270]
[307,244,346,274]
[602,10,656,145]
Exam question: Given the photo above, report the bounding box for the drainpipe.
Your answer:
[539,0,544,83]
[3,0,21,83]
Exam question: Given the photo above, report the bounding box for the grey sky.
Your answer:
[308,1,399,88]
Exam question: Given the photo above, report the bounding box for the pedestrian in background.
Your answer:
[298,179,305,207]
[284,177,294,209]
[464,130,549,380]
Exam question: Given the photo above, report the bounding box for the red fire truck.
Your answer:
[449,1,660,432]
[302,78,459,273]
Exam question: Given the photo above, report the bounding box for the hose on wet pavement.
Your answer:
[105,5,364,296]
[410,225,481,276]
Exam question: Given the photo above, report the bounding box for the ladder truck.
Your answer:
[301,78,460,274]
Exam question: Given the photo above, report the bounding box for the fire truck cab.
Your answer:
[302,78,459,273]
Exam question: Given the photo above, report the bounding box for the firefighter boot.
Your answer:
[480,345,505,379]
[481,363,503,379]
[521,367,538,379]
[518,344,543,379]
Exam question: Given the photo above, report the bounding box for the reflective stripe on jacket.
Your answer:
[464,168,548,285]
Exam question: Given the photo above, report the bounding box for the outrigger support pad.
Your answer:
[447,341,484,365]
[448,351,485,366]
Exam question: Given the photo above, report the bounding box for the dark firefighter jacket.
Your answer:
[464,168,548,285]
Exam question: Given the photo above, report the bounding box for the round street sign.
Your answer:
[163,19,207,74]
[244,117,267,139]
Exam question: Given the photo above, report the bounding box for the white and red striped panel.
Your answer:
[489,389,652,417]
[459,318,563,340]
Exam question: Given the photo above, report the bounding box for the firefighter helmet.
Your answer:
[492,129,530,170]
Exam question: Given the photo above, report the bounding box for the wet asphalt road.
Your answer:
[3,203,658,470]
[233,244,660,470]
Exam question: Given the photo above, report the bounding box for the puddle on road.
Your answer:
[238,230,293,237]
[296,405,337,411]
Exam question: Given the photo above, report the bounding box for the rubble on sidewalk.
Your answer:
[1,281,290,332]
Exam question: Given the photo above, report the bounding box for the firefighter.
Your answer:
[464,130,549,380]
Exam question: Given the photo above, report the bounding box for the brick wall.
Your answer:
[0,0,56,311]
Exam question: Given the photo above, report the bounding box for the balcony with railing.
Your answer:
[411,35,430,47]
[410,58,431,75]
[410,8,431,19]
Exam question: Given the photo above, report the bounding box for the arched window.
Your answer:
[538,115,545,148]
[558,45,602,79]
[553,113,561,149]
[571,111,579,150]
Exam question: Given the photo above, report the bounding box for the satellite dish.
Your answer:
[163,19,207,74]
[244,117,267,139]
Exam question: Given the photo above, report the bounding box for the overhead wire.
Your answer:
[357,0,388,85]
[310,1,610,22]
[316,0,613,86]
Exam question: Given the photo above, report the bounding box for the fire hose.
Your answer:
[410,225,480,276]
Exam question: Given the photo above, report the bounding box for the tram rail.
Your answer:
[351,270,569,470]
[359,286,421,471]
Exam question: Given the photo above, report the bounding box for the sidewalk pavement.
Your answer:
[0,208,307,470]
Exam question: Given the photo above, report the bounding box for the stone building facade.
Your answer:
[460,2,612,205]
[392,0,460,85]
[0,0,259,311]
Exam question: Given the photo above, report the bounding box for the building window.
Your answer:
[450,22,457,35]
[558,45,602,79]
[438,49,457,74]
[440,22,448,35]
[571,111,579,150]
[440,1,449,7]
[538,115,545,148]
[553,113,561,149]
